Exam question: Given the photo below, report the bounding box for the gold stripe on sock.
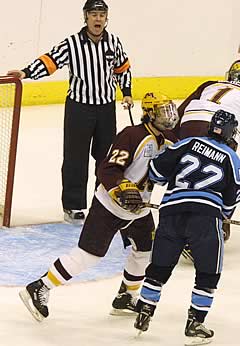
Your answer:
[126,284,141,291]
[47,271,62,286]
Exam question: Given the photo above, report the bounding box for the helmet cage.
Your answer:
[226,60,240,83]
[152,102,179,130]
[141,92,179,130]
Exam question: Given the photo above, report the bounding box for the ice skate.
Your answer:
[64,209,85,225]
[110,291,137,316]
[19,279,49,322]
[134,303,155,335]
[184,309,214,345]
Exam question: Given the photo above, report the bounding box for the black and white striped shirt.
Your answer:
[23,27,132,105]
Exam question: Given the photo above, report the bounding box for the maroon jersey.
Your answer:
[174,80,240,139]
[95,123,170,220]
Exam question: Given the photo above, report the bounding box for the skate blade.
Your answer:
[63,214,84,226]
[110,308,137,316]
[19,289,45,322]
[136,330,143,337]
[184,336,213,345]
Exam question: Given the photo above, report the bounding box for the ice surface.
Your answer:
[0,102,239,345]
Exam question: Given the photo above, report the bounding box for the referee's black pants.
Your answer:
[62,97,116,211]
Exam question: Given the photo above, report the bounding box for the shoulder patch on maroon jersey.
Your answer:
[144,142,155,157]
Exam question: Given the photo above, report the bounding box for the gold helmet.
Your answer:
[141,92,179,130]
[225,60,240,83]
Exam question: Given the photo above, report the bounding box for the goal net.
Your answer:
[0,76,22,227]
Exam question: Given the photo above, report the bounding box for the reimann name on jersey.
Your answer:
[191,141,226,163]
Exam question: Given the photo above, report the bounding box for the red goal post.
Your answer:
[0,76,22,227]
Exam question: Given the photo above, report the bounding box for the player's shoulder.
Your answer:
[114,124,154,146]
[171,137,195,149]
[118,124,144,136]
[120,123,152,136]
[207,80,240,89]
[193,80,219,92]
[197,80,238,90]
[199,80,218,88]
[194,137,240,164]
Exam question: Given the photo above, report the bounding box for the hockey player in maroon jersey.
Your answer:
[173,60,240,242]
[18,92,179,322]
[174,60,240,141]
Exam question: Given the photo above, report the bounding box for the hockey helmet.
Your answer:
[225,60,240,83]
[141,92,179,130]
[83,0,108,12]
[208,109,238,144]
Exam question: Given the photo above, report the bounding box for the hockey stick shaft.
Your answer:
[143,202,160,209]
[222,219,240,226]
[143,203,240,226]
[128,105,134,126]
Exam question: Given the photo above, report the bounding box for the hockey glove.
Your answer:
[118,179,143,213]
[109,179,143,213]
[223,222,231,242]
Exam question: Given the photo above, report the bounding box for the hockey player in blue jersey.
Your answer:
[134,109,240,345]
[172,60,240,243]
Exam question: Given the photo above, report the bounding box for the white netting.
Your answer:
[0,83,15,217]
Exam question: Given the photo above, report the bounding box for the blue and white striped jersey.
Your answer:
[149,136,240,219]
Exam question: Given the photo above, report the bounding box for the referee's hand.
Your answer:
[122,96,134,109]
[7,70,26,80]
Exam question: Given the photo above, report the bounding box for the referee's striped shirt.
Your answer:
[23,27,132,105]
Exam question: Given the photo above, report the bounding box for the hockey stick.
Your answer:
[143,202,160,209]
[143,203,240,226]
[221,219,240,226]
[122,102,134,126]
[128,105,134,126]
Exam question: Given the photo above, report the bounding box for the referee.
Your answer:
[8,0,133,224]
